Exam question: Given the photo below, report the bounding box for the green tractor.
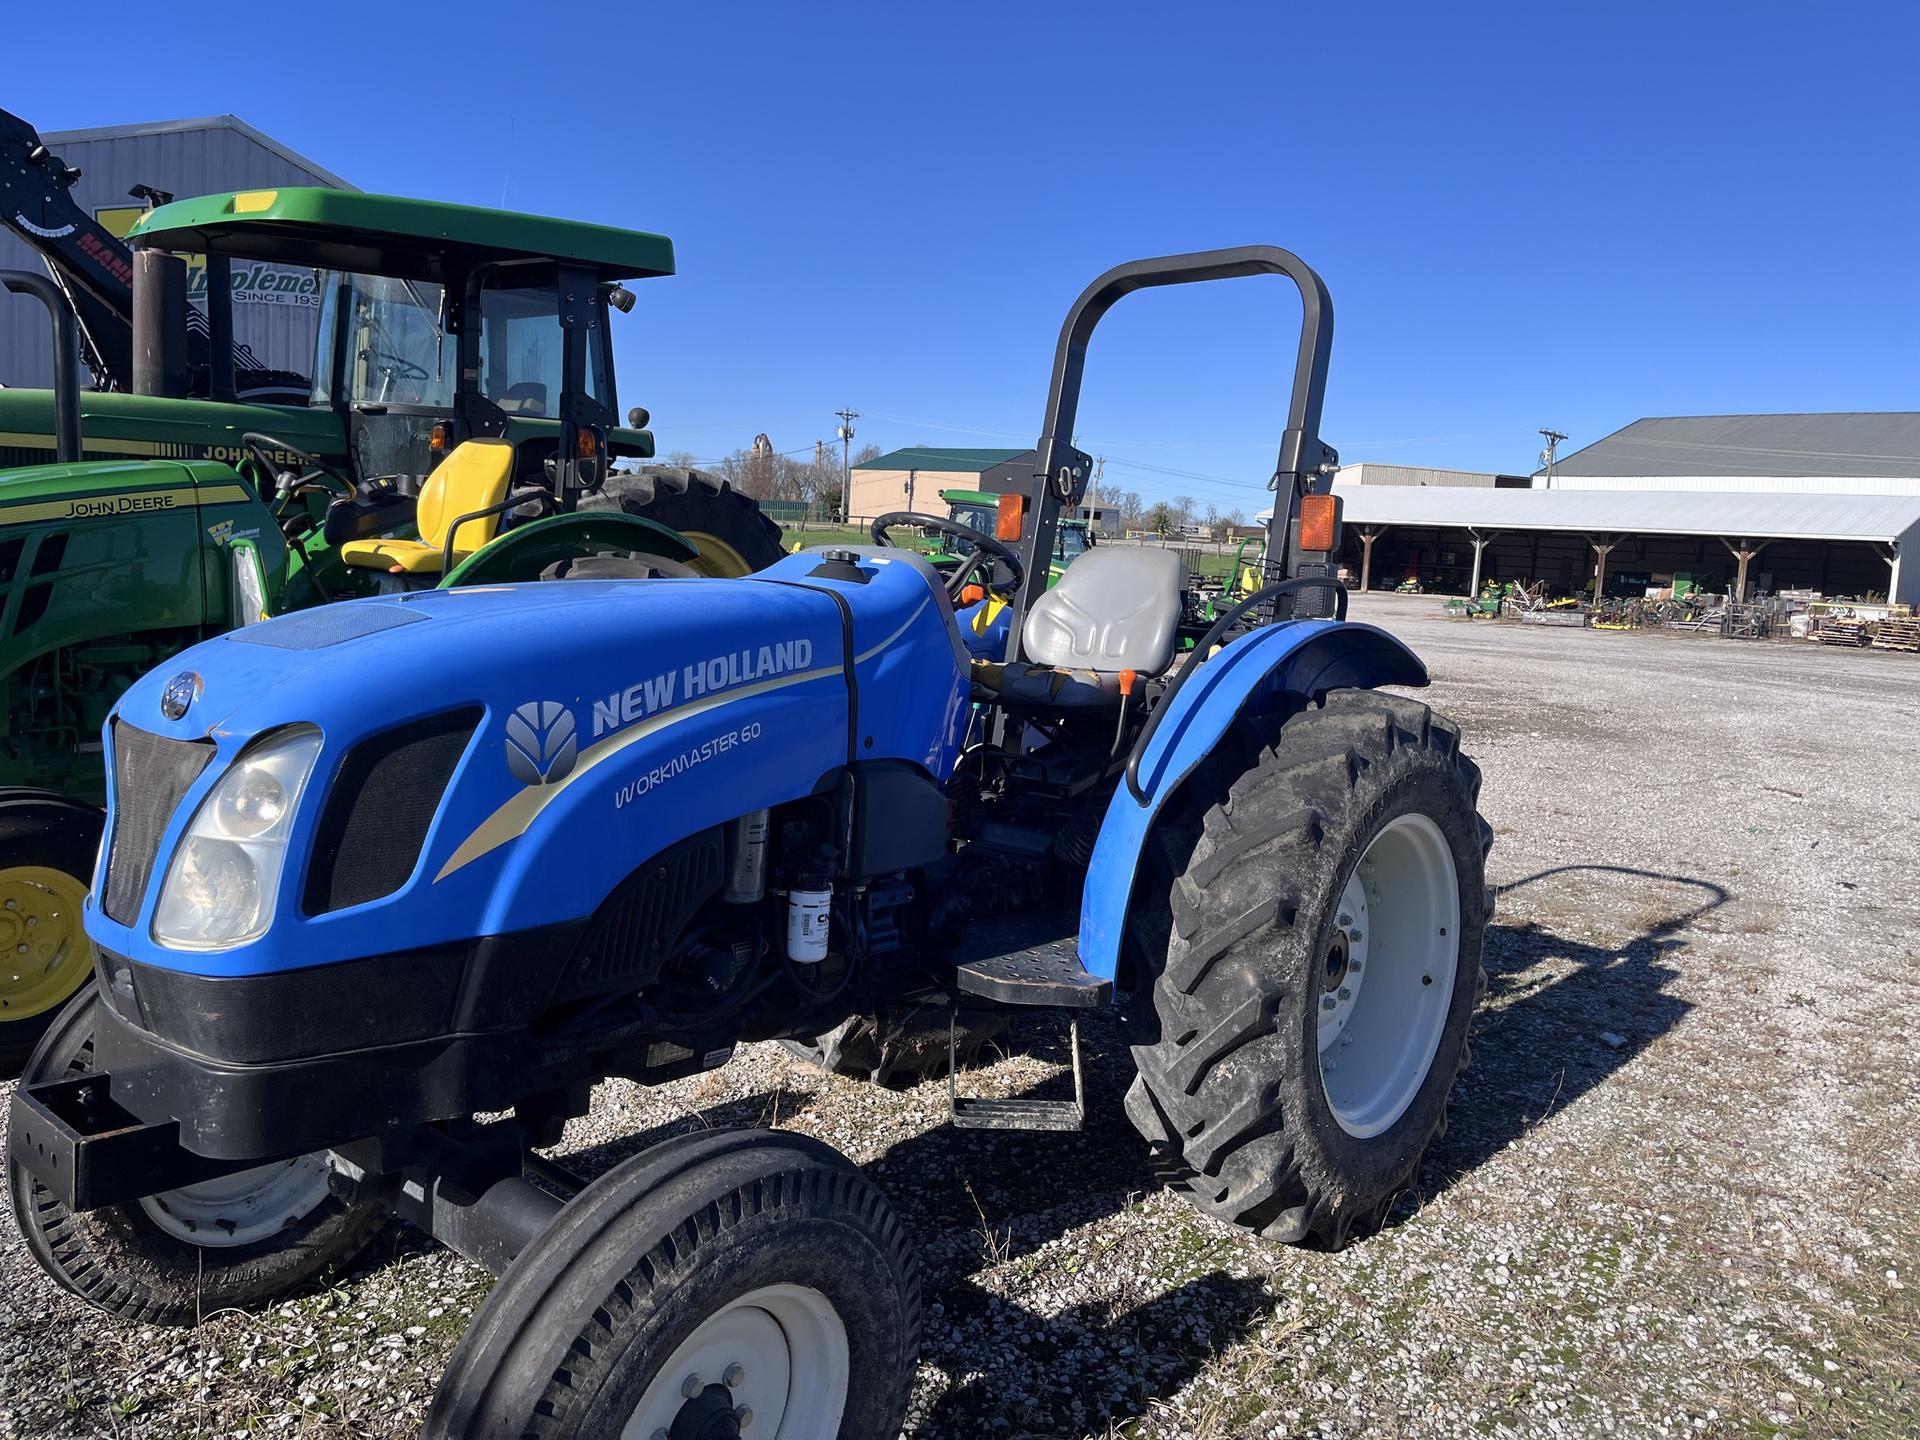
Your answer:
[0,189,783,1067]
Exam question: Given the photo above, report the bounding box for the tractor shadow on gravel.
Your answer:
[1409,862,1727,1211]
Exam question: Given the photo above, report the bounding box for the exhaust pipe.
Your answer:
[132,250,189,398]
[2,270,82,463]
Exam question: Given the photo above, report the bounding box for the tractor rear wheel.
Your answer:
[427,1128,919,1440]
[581,466,786,576]
[0,794,103,1076]
[1122,689,1490,1250]
[7,990,384,1324]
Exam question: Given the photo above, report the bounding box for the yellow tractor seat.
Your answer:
[340,438,516,575]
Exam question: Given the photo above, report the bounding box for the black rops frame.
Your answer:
[1001,245,1340,660]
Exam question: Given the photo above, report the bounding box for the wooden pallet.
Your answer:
[1872,617,1920,652]
[1818,619,1871,648]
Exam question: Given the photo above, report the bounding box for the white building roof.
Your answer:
[1331,485,1920,544]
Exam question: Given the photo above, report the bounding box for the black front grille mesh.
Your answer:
[104,722,215,925]
[302,708,481,915]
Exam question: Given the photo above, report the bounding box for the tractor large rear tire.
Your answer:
[581,466,785,576]
[1122,689,1490,1250]
[7,990,385,1325]
[427,1128,919,1440]
[0,793,103,1076]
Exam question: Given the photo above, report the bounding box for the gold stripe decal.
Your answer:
[0,482,259,528]
[434,664,843,883]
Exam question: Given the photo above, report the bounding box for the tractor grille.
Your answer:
[302,708,481,915]
[103,722,215,925]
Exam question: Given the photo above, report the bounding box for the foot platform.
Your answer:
[947,915,1112,1010]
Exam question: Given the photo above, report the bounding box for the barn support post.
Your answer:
[1467,527,1501,598]
[1357,526,1384,592]
[1719,537,1772,603]
[1586,533,1621,603]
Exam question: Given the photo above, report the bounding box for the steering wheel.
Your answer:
[241,433,355,528]
[870,511,1025,604]
[369,351,430,383]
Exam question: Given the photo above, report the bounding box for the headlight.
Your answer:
[152,726,322,950]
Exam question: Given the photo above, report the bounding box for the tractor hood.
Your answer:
[92,552,973,977]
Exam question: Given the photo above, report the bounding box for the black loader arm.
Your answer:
[0,106,136,388]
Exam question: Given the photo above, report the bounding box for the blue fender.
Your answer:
[1076,619,1428,982]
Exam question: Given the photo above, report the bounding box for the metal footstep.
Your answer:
[947,1013,1087,1132]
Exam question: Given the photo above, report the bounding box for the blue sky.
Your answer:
[13,2,1915,509]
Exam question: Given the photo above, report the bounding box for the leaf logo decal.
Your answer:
[505,701,578,786]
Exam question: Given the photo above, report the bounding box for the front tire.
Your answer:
[1123,689,1490,1250]
[428,1128,920,1439]
[7,990,385,1324]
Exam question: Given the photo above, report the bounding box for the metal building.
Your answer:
[1532,413,1920,496]
[0,114,349,389]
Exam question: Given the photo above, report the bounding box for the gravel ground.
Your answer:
[2,592,1916,1439]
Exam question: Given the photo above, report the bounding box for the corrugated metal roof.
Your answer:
[1547,413,1920,479]
[43,114,351,190]
[853,446,1028,472]
[1332,485,1920,543]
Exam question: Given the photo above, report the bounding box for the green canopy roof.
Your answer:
[129,187,674,284]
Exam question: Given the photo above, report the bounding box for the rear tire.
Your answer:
[427,1128,920,1440]
[7,990,384,1324]
[1122,689,1490,1250]
[0,796,102,1076]
[581,466,785,576]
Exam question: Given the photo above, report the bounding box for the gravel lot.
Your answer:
[2,592,1915,1439]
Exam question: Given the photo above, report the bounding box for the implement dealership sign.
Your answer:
[97,204,320,310]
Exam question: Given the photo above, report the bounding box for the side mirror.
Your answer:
[626,406,650,430]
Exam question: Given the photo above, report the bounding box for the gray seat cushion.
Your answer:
[1021,546,1183,677]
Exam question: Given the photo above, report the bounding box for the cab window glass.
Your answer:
[478,285,612,416]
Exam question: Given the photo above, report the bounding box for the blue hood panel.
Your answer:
[95,552,971,977]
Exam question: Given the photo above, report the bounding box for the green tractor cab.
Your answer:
[0,191,783,1066]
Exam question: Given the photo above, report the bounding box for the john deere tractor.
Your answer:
[9,246,1490,1437]
[0,189,782,1065]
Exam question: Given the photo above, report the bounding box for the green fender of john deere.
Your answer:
[439,509,697,587]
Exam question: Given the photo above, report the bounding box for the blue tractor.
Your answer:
[8,249,1490,1438]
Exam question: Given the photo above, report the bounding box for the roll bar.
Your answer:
[1007,246,1340,653]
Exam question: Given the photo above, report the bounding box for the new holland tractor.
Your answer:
[7,247,1490,1438]
[0,189,783,1067]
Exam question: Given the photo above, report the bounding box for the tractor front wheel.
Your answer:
[427,1128,919,1440]
[7,990,385,1324]
[581,466,786,576]
[0,794,103,1076]
[1123,689,1491,1250]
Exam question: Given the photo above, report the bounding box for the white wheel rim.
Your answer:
[1318,812,1461,1139]
[624,1283,849,1440]
[137,1154,333,1249]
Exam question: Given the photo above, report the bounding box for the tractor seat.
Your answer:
[339,438,515,575]
[980,546,1184,707]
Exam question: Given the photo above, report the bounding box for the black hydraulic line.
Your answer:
[2,270,83,462]
[1123,577,1348,806]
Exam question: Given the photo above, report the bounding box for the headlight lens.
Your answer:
[152,726,322,950]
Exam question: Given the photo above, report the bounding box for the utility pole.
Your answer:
[835,407,859,524]
[1538,428,1567,489]
[813,439,827,527]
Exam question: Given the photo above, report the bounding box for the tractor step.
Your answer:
[947,915,1112,1009]
[948,1014,1087,1132]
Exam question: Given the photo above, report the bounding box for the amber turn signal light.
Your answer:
[995,493,1025,542]
[1298,493,1341,553]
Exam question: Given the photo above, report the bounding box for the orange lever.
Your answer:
[1118,669,1138,697]
[959,583,985,605]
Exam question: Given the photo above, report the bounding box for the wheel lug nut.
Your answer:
[1321,995,1337,1011]
[1348,960,1362,973]
[723,1362,746,1387]
[1338,986,1352,1001]
[734,1406,754,1428]
[1338,912,1352,926]
[681,1373,703,1399]
[1348,929,1363,942]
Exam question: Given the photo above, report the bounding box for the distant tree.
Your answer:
[663,449,699,469]
[1148,501,1174,537]
[1171,494,1198,531]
